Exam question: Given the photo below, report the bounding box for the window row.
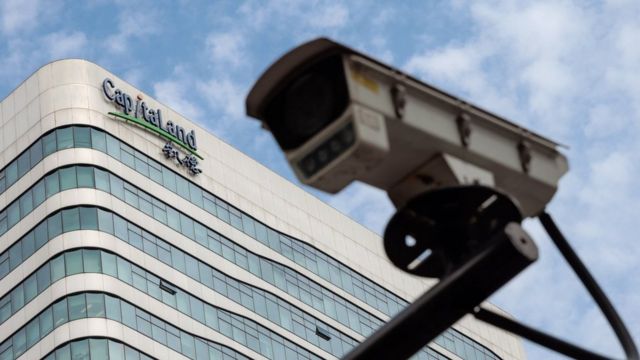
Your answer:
[0,125,407,318]
[0,127,500,360]
[0,247,339,359]
[43,338,154,360]
[0,292,250,360]
[0,169,477,360]
[0,207,359,355]
[0,166,383,337]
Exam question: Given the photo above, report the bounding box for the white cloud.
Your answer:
[1,0,40,34]
[153,69,204,121]
[196,77,245,120]
[307,3,349,29]
[238,0,349,31]
[205,32,246,67]
[41,31,88,59]
[105,2,160,54]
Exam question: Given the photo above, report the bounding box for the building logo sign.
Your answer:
[102,78,203,175]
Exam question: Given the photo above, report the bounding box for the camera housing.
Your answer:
[246,38,568,217]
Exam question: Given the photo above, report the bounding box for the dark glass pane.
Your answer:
[57,127,74,149]
[65,249,83,275]
[67,293,87,320]
[89,338,109,360]
[74,127,91,148]
[62,208,80,231]
[48,213,63,238]
[59,167,77,191]
[82,249,102,273]
[86,293,105,317]
[29,140,43,167]
[91,128,107,152]
[76,166,95,187]
[79,207,98,229]
[52,298,68,327]
[42,132,57,156]
[70,338,90,360]
[44,172,60,197]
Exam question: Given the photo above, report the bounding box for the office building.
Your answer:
[0,60,525,359]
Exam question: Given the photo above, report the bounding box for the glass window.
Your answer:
[175,176,190,200]
[30,140,43,168]
[76,166,95,187]
[25,319,39,347]
[89,338,109,360]
[45,172,60,198]
[50,254,65,282]
[65,249,83,275]
[17,152,30,178]
[56,127,74,149]
[13,328,26,357]
[70,338,90,360]
[108,340,125,360]
[62,207,80,231]
[162,168,177,192]
[55,344,71,360]
[105,295,121,322]
[120,301,136,328]
[19,190,33,217]
[109,174,125,199]
[148,161,163,184]
[106,133,120,158]
[120,145,135,167]
[74,127,91,148]
[32,181,46,208]
[180,214,194,239]
[83,249,102,273]
[7,203,19,228]
[34,221,48,250]
[68,293,87,320]
[11,285,24,312]
[59,167,77,191]
[91,128,107,152]
[48,213,63,238]
[53,298,68,327]
[5,163,17,187]
[190,297,205,322]
[97,209,114,234]
[39,307,53,336]
[21,232,35,260]
[124,346,140,360]
[101,251,117,277]
[24,274,38,302]
[180,332,195,359]
[42,132,57,156]
[117,257,133,284]
[79,207,98,229]
[94,168,110,192]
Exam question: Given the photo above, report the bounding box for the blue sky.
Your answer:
[1,0,638,358]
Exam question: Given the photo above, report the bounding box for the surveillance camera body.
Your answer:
[246,39,568,217]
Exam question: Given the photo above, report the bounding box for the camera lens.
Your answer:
[283,72,335,141]
[265,55,349,150]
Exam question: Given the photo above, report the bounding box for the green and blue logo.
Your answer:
[102,78,203,160]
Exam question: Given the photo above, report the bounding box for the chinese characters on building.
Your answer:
[163,142,202,175]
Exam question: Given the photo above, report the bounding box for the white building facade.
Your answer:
[0,60,525,360]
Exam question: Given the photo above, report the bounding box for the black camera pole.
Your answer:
[342,221,537,360]
[473,212,638,360]
[342,188,638,360]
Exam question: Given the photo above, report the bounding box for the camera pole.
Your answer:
[342,221,537,360]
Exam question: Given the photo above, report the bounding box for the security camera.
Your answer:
[246,38,568,217]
